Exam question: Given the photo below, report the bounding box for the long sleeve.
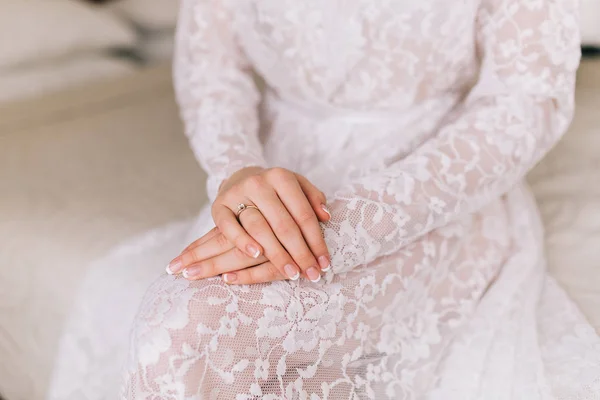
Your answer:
[174,0,268,202]
[325,0,581,274]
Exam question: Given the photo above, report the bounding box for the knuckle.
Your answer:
[218,221,233,238]
[248,267,261,283]
[270,249,290,265]
[273,221,294,237]
[223,186,241,202]
[265,264,279,281]
[231,231,247,247]
[216,233,230,249]
[202,259,216,275]
[267,264,280,280]
[181,249,197,264]
[232,246,248,260]
[246,224,267,242]
[266,167,291,182]
[218,218,237,235]
[183,240,197,252]
[244,175,265,190]
[188,249,202,263]
[296,209,315,225]
[180,253,192,265]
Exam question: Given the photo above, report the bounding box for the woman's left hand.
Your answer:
[168,227,291,285]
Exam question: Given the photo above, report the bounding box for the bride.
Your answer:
[49,0,600,398]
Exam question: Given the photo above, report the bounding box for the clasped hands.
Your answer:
[166,167,332,285]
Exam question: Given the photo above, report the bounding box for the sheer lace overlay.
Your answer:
[120,0,600,398]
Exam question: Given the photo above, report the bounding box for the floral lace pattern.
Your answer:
[122,0,600,398]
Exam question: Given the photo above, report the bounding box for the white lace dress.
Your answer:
[48,0,600,399]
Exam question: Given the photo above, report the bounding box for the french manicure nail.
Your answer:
[222,273,237,283]
[318,256,331,272]
[246,244,261,258]
[306,267,321,282]
[166,260,183,275]
[321,204,331,219]
[183,265,203,279]
[284,264,300,280]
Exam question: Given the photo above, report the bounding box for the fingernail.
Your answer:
[222,273,237,283]
[318,256,331,272]
[166,259,182,274]
[321,204,331,219]
[306,267,321,282]
[284,264,300,280]
[182,267,200,279]
[246,244,261,258]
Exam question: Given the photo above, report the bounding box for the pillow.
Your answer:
[0,54,137,103]
[0,0,137,69]
[581,0,600,46]
[136,31,176,63]
[109,0,180,32]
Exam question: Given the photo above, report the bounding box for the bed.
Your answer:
[0,58,599,399]
[0,65,205,400]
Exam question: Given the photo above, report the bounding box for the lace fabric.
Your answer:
[115,0,600,398]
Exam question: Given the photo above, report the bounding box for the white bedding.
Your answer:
[0,55,137,103]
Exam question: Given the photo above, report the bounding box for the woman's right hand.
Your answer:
[169,166,332,282]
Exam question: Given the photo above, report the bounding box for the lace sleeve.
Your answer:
[174,0,267,202]
[325,0,581,274]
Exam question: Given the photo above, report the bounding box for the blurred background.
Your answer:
[0,1,599,399]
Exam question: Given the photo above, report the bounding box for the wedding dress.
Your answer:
[48,0,600,399]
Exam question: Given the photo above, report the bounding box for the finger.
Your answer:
[170,231,237,275]
[181,227,220,253]
[182,246,267,280]
[237,207,301,281]
[222,261,287,285]
[168,231,233,275]
[212,203,263,258]
[275,176,332,273]
[253,168,321,282]
[295,173,330,222]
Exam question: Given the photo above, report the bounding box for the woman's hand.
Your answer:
[167,227,292,285]
[167,166,332,283]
